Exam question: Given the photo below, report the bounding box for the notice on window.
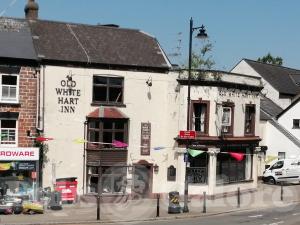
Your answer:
[141,122,151,155]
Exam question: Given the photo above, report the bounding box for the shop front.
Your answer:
[0,148,39,201]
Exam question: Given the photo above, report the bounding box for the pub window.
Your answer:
[92,76,124,105]
[101,166,127,194]
[192,101,209,134]
[0,74,19,103]
[187,152,208,184]
[293,119,300,129]
[87,118,128,149]
[245,105,256,135]
[0,119,17,146]
[167,165,176,181]
[221,105,234,135]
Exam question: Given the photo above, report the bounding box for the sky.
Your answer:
[1,0,300,71]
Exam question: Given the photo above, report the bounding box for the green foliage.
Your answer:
[257,53,283,65]
[189,40,215,70]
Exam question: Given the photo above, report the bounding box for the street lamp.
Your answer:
[183,17,208,213]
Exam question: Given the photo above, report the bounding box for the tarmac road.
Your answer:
[71,203,300,225]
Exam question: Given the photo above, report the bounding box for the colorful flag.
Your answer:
[188,149,205,157]
[35,136,54,142]
[265,155,278,164]
[153,146,165,150]
[112,140,128,148]
[73,138,87,144]
[229,152,245,161]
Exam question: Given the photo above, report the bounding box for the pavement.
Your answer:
[1,182,300,225]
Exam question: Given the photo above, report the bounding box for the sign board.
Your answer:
[0,148,39,161]
[17,162,36,170]
[141,122,151,155]
[179,130,196,139]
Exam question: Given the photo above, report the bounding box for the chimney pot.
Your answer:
[25,0,39,20]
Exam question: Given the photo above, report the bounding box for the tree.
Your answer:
[189,40,215,70]
[257,53,283,66]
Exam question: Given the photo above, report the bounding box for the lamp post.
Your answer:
[183,17,208,213]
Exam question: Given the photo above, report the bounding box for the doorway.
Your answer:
[132,161,152,199]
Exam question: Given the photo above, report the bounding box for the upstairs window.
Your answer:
[191,100,209,135]
[221,103,234,135]
[0,74,19,103]
[245,105,256,135]
[87,118,128,149]
[93,76,124,105]
[0,119,17,146]
[293,119,300,129]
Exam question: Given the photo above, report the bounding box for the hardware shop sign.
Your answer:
[0,148,39,161]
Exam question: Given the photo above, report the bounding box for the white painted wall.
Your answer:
[278,102,300,139]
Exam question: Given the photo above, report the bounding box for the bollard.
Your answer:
[156,194,160,217]
[203,191,206,213]
[281,182,283,201]
[237,187,240,208]
[96,194,100,220]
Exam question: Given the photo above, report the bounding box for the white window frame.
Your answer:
[0,74,19,103]
[0,119,18,147]
[221,107,232,126]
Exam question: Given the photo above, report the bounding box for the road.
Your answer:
[70,203,300,225]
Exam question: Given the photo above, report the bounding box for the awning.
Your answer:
[87,107,128,119]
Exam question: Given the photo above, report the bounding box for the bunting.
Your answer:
[188,149,205,157]
[73,138,87,144]
[112,140,128,148]
[229,152,245,161]
[35,136,54,142]
[153,147,165,150]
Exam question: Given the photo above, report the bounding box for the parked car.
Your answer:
[263,158,300,184]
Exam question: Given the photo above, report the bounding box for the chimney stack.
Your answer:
[24,0,39,20]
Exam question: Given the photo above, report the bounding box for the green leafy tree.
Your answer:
[257,53,283,65]
[189,40,215,70]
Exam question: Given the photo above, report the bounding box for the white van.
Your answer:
[262,158,300,184]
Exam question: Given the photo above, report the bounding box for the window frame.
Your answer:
[0,74,19,104]
[293,119,300,129]
[87,118,128,149]
[92,75,124,106]
[190,100,210,136]
[221,103,234,136]
[244,104,256,136]
[0,118,18,147]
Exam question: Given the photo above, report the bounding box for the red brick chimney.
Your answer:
[24,0,39,20]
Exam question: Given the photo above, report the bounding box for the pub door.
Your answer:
[132,163,152,199]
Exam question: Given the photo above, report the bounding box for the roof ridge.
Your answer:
[29,17,141,32]
[243,58,300,72]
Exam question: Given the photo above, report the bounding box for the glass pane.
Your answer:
[115,122,124,129]
[103,121,113,129]
[93,76,107,85]
[1,129,8,141]
[10,87,16,98]
[109,77,123,86]
[2,76,17,85]
[89,131,99,142]
[109,87,122,102]
[2,86,9,98]
[113,175,125,192]
[115,132,124,142]
[103,132,112,143]
[89,121,99,129]
[1,120,16,128]
[102,176,113,193]
[93,86,107,102]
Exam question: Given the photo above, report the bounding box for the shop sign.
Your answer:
[0,148,39,161]
[18,162,36,170]
[140,122,151,155]
[179,130,196,139]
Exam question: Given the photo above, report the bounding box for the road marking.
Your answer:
[268,221,284,225]
[292,212,300,216]
[249,214,263,218]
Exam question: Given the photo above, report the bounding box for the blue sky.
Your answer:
[1,0,300,70]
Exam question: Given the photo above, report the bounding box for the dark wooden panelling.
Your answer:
[87,149,127,165]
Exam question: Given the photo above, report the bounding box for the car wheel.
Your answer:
[268,177,276,185]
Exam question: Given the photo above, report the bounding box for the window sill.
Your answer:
[0,102,20,106]
[216,179,254,186]
[91,102,126,108]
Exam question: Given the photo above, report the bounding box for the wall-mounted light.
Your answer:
[153,164,159,173]
[146,76,152,87]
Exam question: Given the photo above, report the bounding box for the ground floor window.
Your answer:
[216,147,253,185]
[0,161,37,200]
[87,166,127,194]
[187,152,208,184]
